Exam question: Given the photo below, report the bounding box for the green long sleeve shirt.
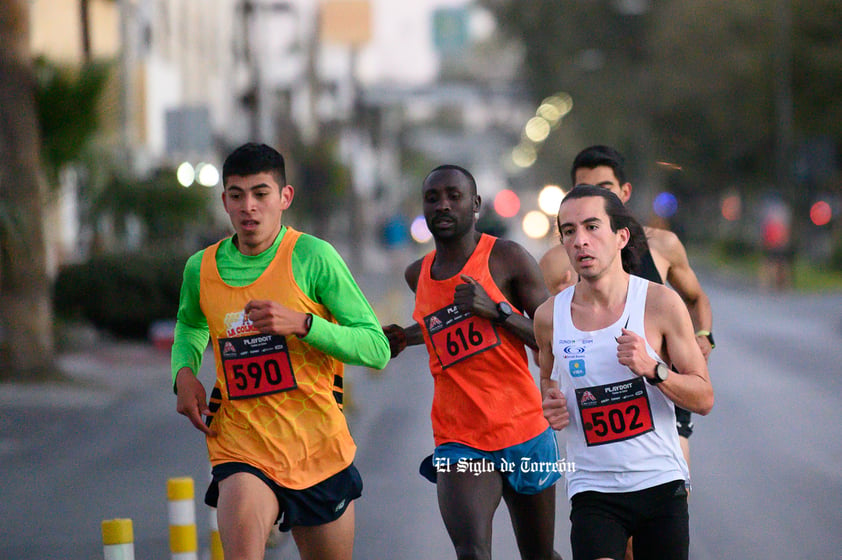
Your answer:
[171,227,390,386]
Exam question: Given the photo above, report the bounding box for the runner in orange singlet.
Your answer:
[384,165,563,560]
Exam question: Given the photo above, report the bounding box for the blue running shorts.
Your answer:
[421,426,562,495]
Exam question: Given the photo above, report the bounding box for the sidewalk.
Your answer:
[0,248,407,412]
[0,339,172,410]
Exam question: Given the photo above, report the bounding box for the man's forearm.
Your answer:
[685,291,713,332]
[403,322,424,346]
[305,316,390,369]
[171,321,209,390]
[501,314,538,350]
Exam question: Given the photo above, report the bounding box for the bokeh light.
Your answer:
[721,194,741,221]
[522,211,550,239]
[511,144,537,168]
[536,103,562,126]
[538,185,565,215]
[494,189,521,218]
[810,200,832,226]
[176,162,195,187]
[653,192,678,218]
[524,116,551,143]
[410,215,432,244]
[542,92,573,117]
[196,162,220,187]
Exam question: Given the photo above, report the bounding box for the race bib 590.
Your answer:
[219,334,296,399]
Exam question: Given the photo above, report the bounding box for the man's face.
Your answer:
[557,195,628,280]
[222,171,293,256]
[573,165,632,204]
[422,169,479,241]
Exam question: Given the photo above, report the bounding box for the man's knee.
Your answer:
[453,543,492,560]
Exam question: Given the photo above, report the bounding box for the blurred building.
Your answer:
[29,0,537,267]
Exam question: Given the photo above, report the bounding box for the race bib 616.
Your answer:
[425,305,501,369]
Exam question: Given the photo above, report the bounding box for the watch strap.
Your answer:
[297,313,313,338]
[647,362,668,385]
[695,329,715,349]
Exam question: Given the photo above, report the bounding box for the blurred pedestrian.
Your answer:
[535,184,714,560]
[171,142,390,560]
[760,197,794,291]
[383,165,562,560]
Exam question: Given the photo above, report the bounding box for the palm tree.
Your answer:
[0,1,58,380]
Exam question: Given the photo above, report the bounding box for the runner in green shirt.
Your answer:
[171,227,390,384]
[172,142,389,560]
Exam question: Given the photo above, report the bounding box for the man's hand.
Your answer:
[695,334,713,362]
[245,300,309,337]
[175,369,216,437]
[453,275,496,319]
[616,327,657,379]
[543,387,569,430]
[382,324,407,358]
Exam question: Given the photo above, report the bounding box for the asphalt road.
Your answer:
[1,269,840,559]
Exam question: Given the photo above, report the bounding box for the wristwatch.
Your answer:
[696,330,715,349]
[495,301,513,323]
[297,313,313,339]
[648,362,670,385]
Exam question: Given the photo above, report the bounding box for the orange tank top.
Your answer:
[412,234,548,450]
[199,228,355,489]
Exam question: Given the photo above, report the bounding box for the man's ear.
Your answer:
[619,182,633,204]
[280,185,294,209]
[618,226,630,249]
[221,190,228,211]
[473,194,481,214]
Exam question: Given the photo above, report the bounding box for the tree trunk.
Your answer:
[0,1,58,381]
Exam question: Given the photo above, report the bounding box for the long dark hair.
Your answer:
[559,184,649,274]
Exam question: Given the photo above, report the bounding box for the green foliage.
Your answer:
[830,237,842,272]
[93,167,215,243]
[794,1,842,134]
[53,251,188,338]
[480,0,842,196]
[34,57,111,183]
[714,236,758,260]
[288,140,351,230]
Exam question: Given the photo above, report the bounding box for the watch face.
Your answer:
[496,301,513,322]
[656,363,669,382]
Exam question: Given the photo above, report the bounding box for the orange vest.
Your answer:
[412,234,548,450]
[199,228,354,489]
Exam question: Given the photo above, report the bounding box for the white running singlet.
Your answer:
[551,274,689,499]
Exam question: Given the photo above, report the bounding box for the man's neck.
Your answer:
[232,225,284,256]
[569,270,630,332]
[431,230,482,279]
[434,230,481,259]
[576,269,630,310]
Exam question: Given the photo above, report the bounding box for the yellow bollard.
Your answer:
[209,507,224,560]
[102,518,134,560]
[167,477,198,560]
